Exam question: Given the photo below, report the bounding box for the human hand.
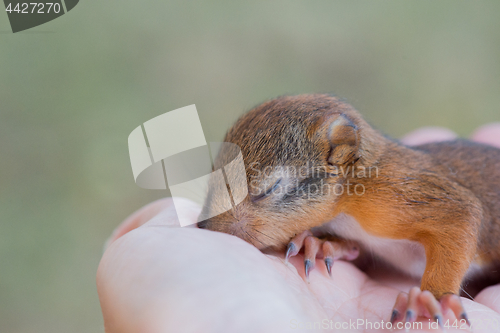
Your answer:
[97,124,500,333]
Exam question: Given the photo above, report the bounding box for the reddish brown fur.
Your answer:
[199,94,500,299]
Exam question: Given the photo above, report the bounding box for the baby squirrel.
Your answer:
[198,94,500,327]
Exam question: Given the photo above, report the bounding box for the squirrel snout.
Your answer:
[197,214,274,248]
[196,220,209,229]
[196,214,244,234]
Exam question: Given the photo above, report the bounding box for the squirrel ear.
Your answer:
[328,115,359,165]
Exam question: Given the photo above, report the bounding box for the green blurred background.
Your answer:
[1,0,499,332]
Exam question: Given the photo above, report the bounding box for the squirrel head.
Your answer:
[198,94,389,251]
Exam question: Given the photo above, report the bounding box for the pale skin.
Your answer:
[97,124,500,333]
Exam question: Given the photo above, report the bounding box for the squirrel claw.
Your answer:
[285,230,359,281]
[324,257,333,277]
[284,243,297,263]
[304,259,313,282]
[390,287,470,332]
[284,230,312,264]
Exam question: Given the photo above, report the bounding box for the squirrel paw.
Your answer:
[285,230,359,280]
[390,287,471,331]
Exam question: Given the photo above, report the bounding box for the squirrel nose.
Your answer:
[197,216,248,237]
[197,220,209,229]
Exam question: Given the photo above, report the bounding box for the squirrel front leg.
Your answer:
[391,207,481,327]
[420,230,478,299]
[417,192,482,297]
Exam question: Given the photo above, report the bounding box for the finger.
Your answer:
[148,197,201,228]
[475,284,500,313]
[400,127,458,146]
[104,198,175,249]
[471,123,500,149]
[98,222,317,333]
[105,197,202,251]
